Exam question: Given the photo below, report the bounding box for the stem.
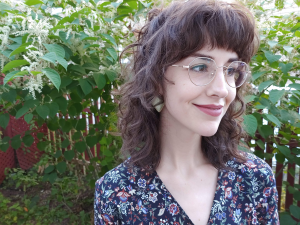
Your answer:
[55,183,73,213]
[79,130,100,179]
[275,161,289,179]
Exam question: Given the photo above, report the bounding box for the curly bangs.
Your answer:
[118,0,259,172]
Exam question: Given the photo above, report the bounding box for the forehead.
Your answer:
[182,46,239,65]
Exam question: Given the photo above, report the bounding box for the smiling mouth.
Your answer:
[193,104,223,117]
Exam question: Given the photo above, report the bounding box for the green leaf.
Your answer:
[243,115,257,137]
[264,114,281,127]
[37,133,44,140]
[277,145,291,158]
[2,89,17,103]
[56,56,68,71]
[294,191,300,201]
[43,44,65,58]
[103,149,113,157]
[75,141,86,153]
[37,141,48,151]
[263,51,281,63]
[252,71,267,82]
[25,0,43,5]
[279,213,297,225]
[0,114,10,129]
[269,89,285,104]
[54,150,62,158]
[69,65,86,74]
[101,34,117,47]
[16,107,29,119]
[68,104,77,117]
[48,172,57,184]
[36,105,50,120]
[256,139,265,149]
[74,119,86,131]
[61,139,70,148]
[267,41,278,48]
[42,68,61,90]
[2,60,29,72]
[23,135,34,147]
[44,165,55,174]
[9,43,35,57]
[56,162,67,173]
[48,102,59,118]
[24,99,39,108]
[0,137,10,152]
[106,48,118,61]
[244,95,256,104]
[105,70,117,82]
[11,135,21,149]
[258,80,274,92]
[73,103,83,114]
[288,186,296,194]
[86,136,98,147]
[279,63,293,75]
[79,78,93,95]
[41,52,57,64]
[64,150,75,161]
[290,205,300,219]
[296,30,300,37]
[24,113,33,124]
[60,77,72,88]
[60,120,72,133]
[289,83,300,90]
[54,97,67,113]
[283,45,293,53]
[3,71,24,85]
[0,2,12,11]
[93,73,106,89]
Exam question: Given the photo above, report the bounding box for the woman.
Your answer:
[94,0,279,224]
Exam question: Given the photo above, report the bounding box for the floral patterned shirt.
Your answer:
[94,153,279,225]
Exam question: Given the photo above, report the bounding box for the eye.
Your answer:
[190,64,208,72]
[227,67,236,76]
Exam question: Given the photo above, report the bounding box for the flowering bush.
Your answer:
[0,0,150,222]
[0,0,151,171]
[243,0,300,223]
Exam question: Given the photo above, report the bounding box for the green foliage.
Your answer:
[244,0,300,222]
[0,0,150,222]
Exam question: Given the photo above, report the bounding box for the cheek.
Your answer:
[228,88,237,104]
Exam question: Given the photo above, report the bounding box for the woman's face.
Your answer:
[161,46,237,137]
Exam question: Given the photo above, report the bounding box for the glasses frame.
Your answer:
[171,57,249,88]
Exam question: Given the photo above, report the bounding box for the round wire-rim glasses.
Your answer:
[171,57,249,88]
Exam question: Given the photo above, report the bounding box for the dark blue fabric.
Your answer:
[94,152,279,224]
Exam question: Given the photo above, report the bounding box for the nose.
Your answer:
[207,67,229,98]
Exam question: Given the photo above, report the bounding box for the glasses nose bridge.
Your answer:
[213,65,228,77]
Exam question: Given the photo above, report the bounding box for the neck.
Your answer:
[157,110,210,176]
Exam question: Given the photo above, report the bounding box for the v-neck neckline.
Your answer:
[152,169,223,225]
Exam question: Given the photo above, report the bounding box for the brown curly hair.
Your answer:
[118,0,259,172]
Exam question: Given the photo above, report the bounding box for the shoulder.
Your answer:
[95,160,148,195]
[96,161,135,189]
[226,152,276,185]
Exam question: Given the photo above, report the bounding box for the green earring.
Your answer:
[152,96,164,112]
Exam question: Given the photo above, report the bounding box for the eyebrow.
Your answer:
[191,53,240,63]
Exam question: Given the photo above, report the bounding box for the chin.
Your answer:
[201,130,218,137]
[196,122,220,137]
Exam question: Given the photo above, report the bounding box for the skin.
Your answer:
[156,46,238,225]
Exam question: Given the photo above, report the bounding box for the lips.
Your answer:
[193,104,223,117]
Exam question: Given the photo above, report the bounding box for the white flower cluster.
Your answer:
[0,0,135,98]
[13,15,53,47]
[23,73,43,99]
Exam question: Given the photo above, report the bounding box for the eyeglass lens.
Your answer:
[188,57,248,87]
